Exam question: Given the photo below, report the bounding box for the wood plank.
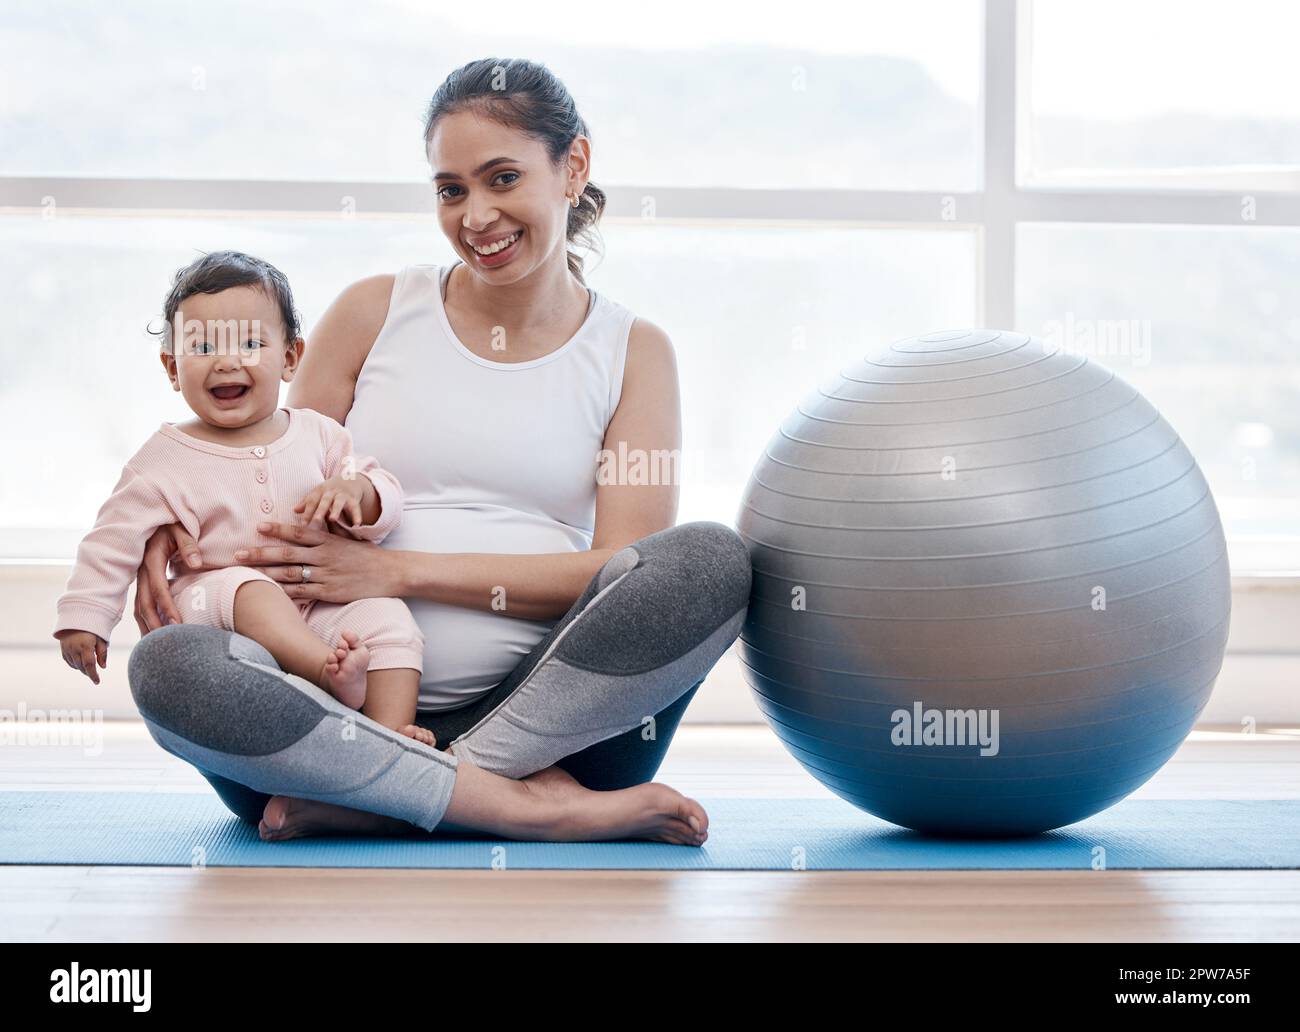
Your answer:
[0,867,1292,942]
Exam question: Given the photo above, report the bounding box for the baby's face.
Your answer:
[162,285,302,429]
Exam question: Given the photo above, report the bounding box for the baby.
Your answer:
[53,250,434,746]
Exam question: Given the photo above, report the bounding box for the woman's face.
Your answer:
[160,285,302,428]
[427,108,587,280]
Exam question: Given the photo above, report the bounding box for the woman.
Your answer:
[125,58,752,845]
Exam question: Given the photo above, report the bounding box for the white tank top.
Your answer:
[346,262,635,711]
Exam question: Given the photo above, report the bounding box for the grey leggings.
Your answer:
[126,522,752,832]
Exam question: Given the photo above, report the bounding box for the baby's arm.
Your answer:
[53,464,183,677]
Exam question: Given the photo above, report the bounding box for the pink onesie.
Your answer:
[53,406,424,675]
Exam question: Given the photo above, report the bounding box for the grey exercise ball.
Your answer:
[736,329,1231,836]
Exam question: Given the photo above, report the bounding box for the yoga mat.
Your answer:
[0,792,1295,870]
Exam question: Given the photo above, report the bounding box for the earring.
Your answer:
[569,192,580,207]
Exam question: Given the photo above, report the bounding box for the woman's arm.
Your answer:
[286,274,395,422]
[244,318,684,622]
[387,317,682,621]
[134,525,202,632]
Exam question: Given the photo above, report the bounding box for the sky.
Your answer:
[1030,0,1298,120]
[389,0,1300,121]
[387,0,985,103]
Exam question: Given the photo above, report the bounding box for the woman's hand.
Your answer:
[134,523,203,634]
[233,520,398,605]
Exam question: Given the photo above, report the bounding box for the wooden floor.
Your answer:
[2,722,1297,942]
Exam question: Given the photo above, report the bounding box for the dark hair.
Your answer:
[422,58,606,283]
[150,250,301,352]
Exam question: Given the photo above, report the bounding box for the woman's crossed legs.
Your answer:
[126,522,752,844]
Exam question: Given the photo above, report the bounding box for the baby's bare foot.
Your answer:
[319,629,369,710]
[520,765,709,846]
[259,795,413,841]
[399,724,437,747]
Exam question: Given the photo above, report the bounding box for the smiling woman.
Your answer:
[121,57,754,846]
[426,68,607,303]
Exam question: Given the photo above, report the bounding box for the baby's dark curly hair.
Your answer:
[150,250,301,353]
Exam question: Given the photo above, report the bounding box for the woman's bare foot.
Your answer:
[399,724,437,747]
[518,764,709,846]
[256,765,710,848]
[259,795,414,842]
[318,630,368,710]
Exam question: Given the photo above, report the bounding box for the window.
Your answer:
[2,0,981,189]
[0,211,447,559]
[1,0,984,561]
[1017,223,1300,573]
[1023,0,1300,190]
[2,0,1295,587]
[589,223,977,527]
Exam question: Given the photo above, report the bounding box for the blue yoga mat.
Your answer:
[0,792,1294,870]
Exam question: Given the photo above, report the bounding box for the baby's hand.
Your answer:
[295,475,366,529]
[55,630,108,685]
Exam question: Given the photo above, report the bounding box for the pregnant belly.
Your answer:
[384,505,592,711]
